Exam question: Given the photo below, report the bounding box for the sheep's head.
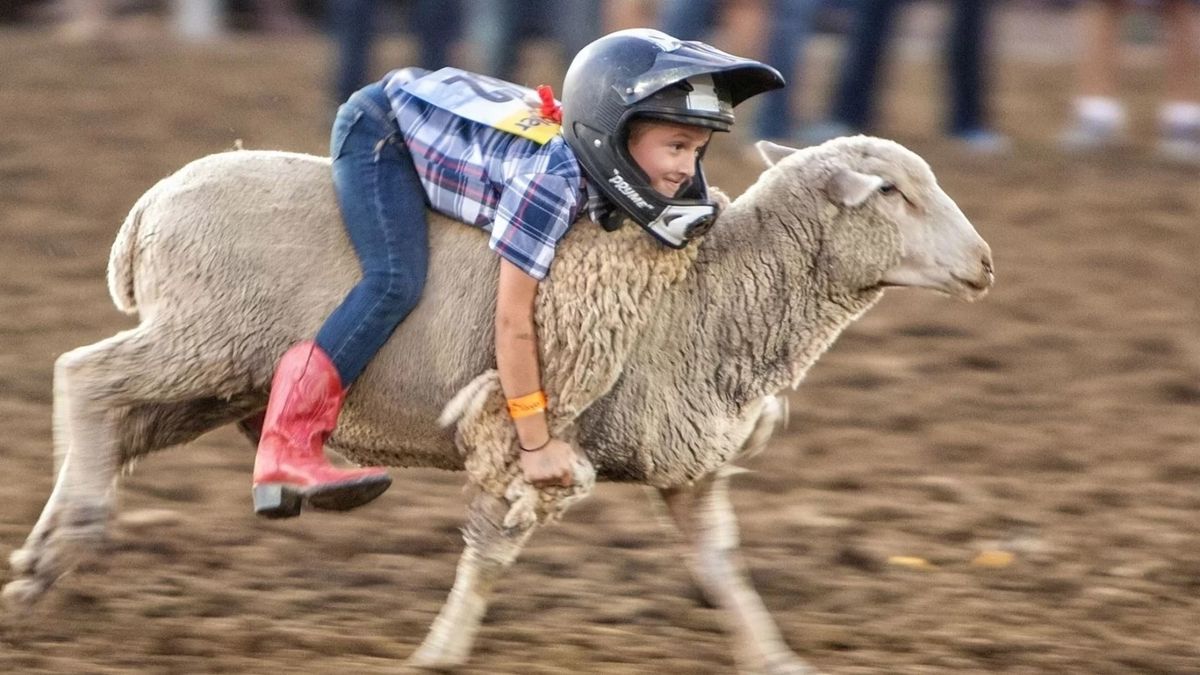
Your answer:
[756,137,994,302]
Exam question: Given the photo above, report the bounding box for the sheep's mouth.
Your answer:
[951,273,993,301]
[861,271,992,299]
[861,281,900,293]
[876,281,901,289]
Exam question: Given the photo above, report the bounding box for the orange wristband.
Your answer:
[507,390,547,419]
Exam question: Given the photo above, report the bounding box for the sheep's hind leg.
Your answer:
[5,327,255,612]
[657,469,817,675]
[407,489,536,668]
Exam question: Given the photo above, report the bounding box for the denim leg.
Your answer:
[330,0,377,104]
[946,0,991,134]
[830,0,901,130]
[658,0,718,40]
[316,85,430,387]
[756,0,819,140]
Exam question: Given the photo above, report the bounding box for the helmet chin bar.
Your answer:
[646,203,717,248]
[602,157,719,248]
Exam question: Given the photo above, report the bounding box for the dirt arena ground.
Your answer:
[1,15,1197,675]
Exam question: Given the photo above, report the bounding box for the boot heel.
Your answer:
[253,484,302,519]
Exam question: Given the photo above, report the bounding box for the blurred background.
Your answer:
[1,1,1198,673]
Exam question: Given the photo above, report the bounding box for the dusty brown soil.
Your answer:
[1,22,1198,675]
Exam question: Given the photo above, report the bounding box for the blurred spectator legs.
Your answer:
[659,0,719,45]
[411,0,461,72]
[331,0,461,105]
[59,0,189,42]
[555,0,603,67]
[1158,0,1200,161]
[824,0,902,134]
[467,0,521,79]
[1063,0,1200,161]
[57,0,114,41]
[171,0,223,41]
[756,0,818,141]
[941,0,1007,152]
[253,0,308,35]
[467,0,600,81]
[808,0,1007,154]
[661,0,816,143]
[1062,0,1126,149]
[945,0,992,138]
[332,0,377,103]
[606,0,656,32]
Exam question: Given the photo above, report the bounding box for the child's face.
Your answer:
[627,121,713,198]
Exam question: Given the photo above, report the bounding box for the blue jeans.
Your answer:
[830,0,992,134]
[467,0,601,81]
[315,82,429,387]
[329,0,462,104]
[659,0,817,140]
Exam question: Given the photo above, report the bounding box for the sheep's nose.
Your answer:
[963,253,995,297]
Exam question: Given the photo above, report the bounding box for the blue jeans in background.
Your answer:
[467,0,601,81]
[315,81,429,387]
[659,0,817,140]
[830,0,992,134]
[330,0,462,104]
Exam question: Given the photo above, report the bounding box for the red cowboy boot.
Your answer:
[252,341,392,518]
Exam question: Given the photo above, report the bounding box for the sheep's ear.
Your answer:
[755,140,799,167]
[826,169,884,207]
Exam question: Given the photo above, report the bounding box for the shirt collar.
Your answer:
[580,177,615,224]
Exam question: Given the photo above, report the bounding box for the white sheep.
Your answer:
[5,136,992,674]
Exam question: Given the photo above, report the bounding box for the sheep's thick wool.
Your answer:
[442,222,700,526]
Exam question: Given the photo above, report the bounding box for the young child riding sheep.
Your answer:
[250,29,785,517]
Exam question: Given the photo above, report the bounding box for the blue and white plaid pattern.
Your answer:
[384,73,608,280]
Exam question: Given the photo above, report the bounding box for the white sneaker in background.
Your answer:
[951,128,1012,156]
[1156,101,1200,165]
[1060,96,1126,152]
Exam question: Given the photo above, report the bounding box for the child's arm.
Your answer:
[495,258,577,488]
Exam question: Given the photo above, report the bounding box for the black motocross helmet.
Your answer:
[561,29,785,248]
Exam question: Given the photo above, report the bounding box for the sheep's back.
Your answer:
[124,150,700,473]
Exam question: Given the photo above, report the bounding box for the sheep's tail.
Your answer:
[438,370,501,428]
[107,187,153,316]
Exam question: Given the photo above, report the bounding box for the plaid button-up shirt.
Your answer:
[384,73,609,280]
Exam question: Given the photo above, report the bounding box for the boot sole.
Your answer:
[253,475,393,519]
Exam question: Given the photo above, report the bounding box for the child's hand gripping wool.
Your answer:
[439,222,703,527]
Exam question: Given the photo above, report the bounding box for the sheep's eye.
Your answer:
[879,182,898,196]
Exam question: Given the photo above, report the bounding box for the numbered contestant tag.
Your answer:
[400,67,562,145]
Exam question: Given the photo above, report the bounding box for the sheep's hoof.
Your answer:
[406,644,468,670]
[8,548,37,577]
[2,578,47,614]
[761,652,820,675]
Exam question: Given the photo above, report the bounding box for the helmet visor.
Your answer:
[613,38,785,108]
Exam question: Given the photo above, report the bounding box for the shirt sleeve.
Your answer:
[488,171,580,280]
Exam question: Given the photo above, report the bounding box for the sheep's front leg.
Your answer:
[407,488,536,668]
[658,470,816,675]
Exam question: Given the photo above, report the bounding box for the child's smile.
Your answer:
[627,121,713,198]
